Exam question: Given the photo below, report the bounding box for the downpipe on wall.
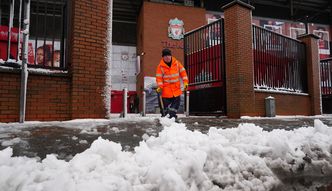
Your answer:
[19,0,31,123]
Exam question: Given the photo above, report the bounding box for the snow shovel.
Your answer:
[157,91,166,117]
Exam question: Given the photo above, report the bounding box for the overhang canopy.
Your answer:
[113,0,331,24]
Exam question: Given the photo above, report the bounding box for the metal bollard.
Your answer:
[142,91,146,117]
[185,91,190,117]
[265,96,276,117]
[121,88,128,118]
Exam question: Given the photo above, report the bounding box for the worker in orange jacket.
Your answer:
[156,48,188,119]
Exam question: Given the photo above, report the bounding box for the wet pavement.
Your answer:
[1,115,332,190]
[0,118,163,160]
[184,116,332,131]
[2,116,332,160]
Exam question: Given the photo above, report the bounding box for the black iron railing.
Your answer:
[253,25,307,93]
[320,58,332,96]
[184,19,224,90]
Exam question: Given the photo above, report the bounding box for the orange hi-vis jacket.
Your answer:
[156,57,188,98]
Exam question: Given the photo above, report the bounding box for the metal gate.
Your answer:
[320,58,332,113]
[184,19,226,115]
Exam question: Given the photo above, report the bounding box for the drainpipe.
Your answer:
[19,0,30,123]
[7,0,15,60]
[105,0,113,118]
[17,0,23,60]
[290,0,293,19]
[304,15,309,34]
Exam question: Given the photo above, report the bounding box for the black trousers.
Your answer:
[161,96,181,119]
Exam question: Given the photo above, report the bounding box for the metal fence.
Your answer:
[0,0,67,69]
[184,19,226,115]
[253,25,307,93]
[184,19,224,90]
[320,58,332,96]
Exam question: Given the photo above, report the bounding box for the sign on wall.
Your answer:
[313,29,330,56]
[168,18,185,40]
[162,18,185,49]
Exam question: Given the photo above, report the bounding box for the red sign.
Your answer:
[0,26,21,42]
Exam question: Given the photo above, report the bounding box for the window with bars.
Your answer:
[0,0,68,69]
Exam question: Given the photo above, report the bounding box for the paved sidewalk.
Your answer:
[182,115,332,132]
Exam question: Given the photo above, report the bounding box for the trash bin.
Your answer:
[265,96,276,117]
[111,90,137,113]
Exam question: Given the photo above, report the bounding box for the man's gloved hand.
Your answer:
[156,87,162,93]
[184,83,188,90]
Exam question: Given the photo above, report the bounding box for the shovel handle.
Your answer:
[157,92,164,110]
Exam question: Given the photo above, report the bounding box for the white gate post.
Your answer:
[185,90,190,117]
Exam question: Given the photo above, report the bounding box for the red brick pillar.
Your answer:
[298,34,322,115]
[223,1,255,118]
[70,0,109,118]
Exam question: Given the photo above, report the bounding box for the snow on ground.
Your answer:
[0,117,332,191]
[0,115,156,130]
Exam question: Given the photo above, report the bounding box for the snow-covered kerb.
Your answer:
[104,0,113,118]
[0,118,332,190]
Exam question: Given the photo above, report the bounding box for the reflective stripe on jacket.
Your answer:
[156,57,188,98]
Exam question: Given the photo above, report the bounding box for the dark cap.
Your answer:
[162,48,172,57]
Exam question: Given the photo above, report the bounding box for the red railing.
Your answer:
[184,19,226,115]
[184,19,224,91]
[320,58,332,96]
[253,25,307,93]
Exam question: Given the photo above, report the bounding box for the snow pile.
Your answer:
[0,119,332,191]
[1,137,27,147]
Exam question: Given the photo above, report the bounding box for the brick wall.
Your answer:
[136,1,206,110]
[26,74,71,121]
[0,72,20,122]
[0,0,110,122]
[255,92,311,116]
[223,1,320,118]
[0,0,322,121]
[223,1,255,118]
[70,0,108,118]
[298,34,322,115]
[0,71,71,122]
[136,5,145,109]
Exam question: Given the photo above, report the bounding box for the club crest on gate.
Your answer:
[168,18,185,40]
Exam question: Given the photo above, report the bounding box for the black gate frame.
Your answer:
[320,58,332,113]
[184,19,226,115]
